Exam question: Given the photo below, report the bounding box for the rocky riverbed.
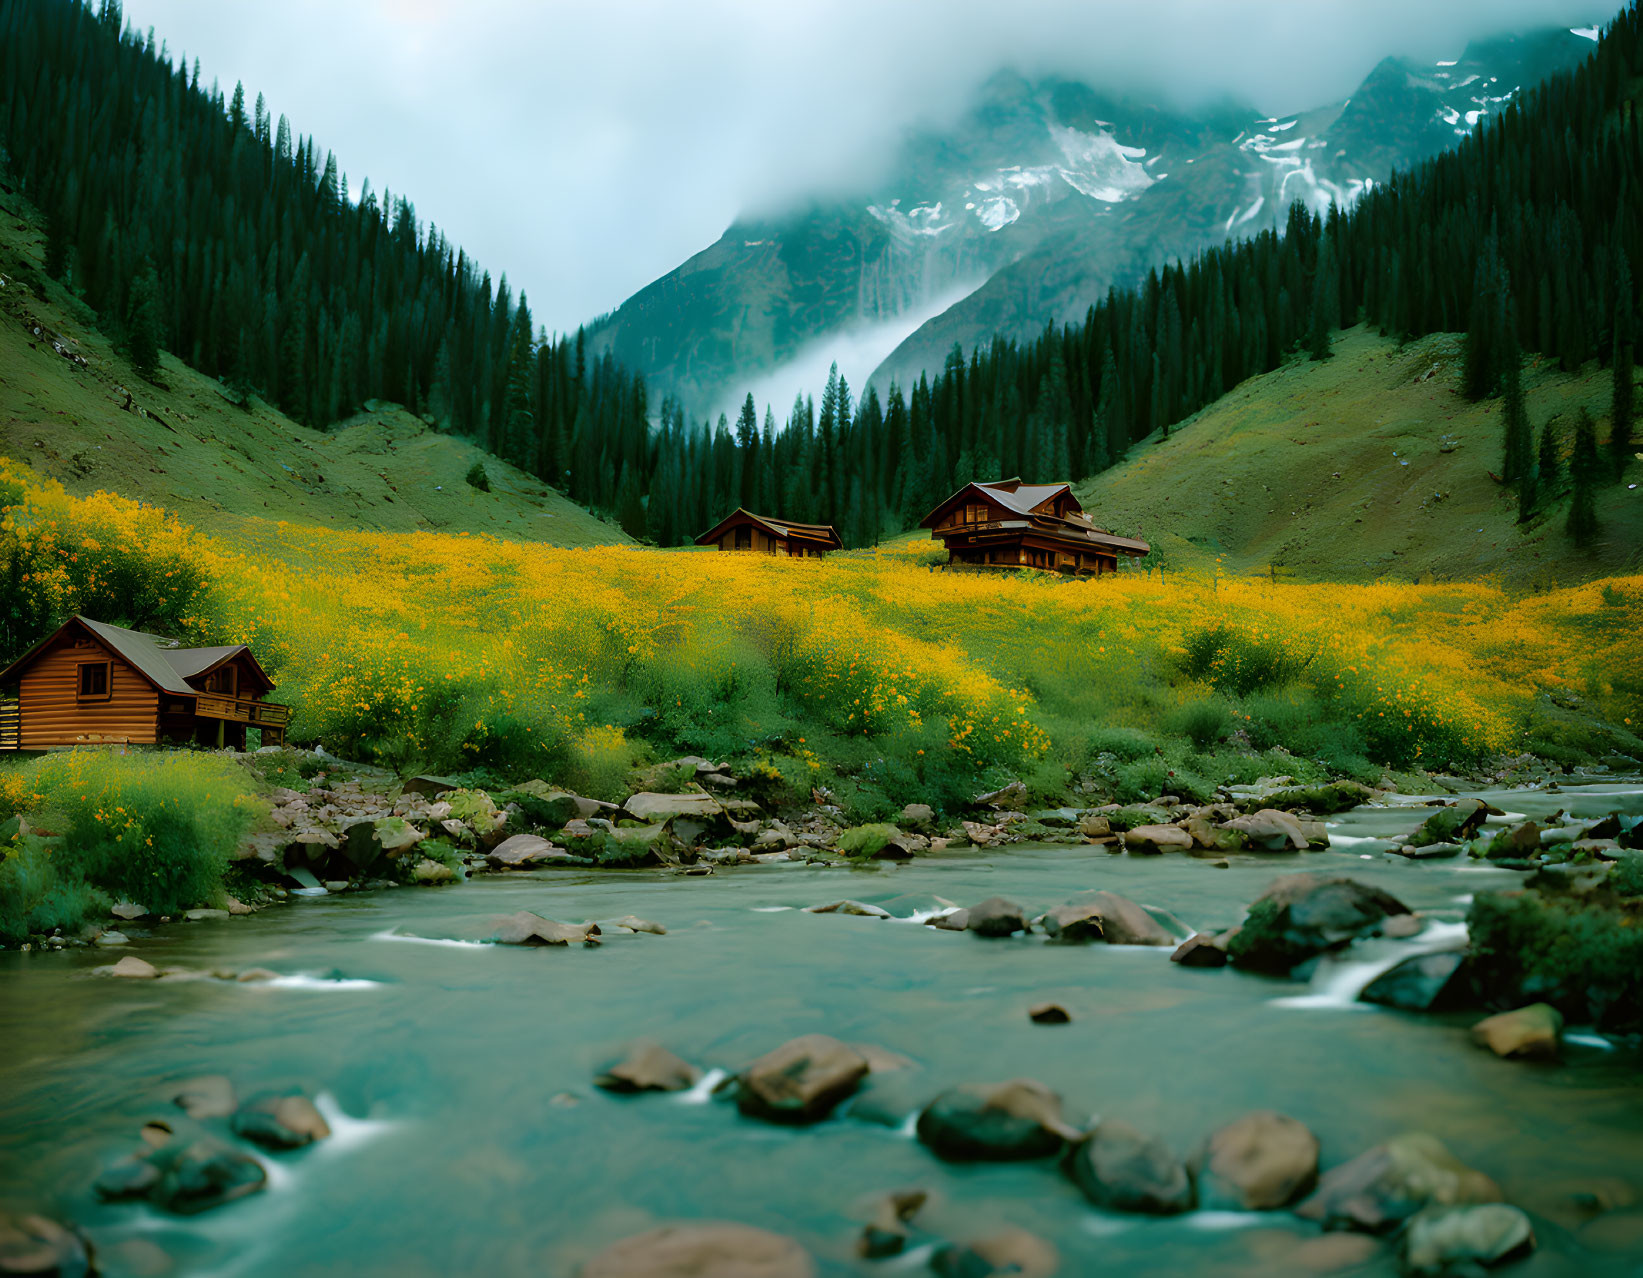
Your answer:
[1,779,1641,1276]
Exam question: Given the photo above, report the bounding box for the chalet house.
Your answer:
[0,616,289,752]
[920,478,1149,575]
[695,509,842,558]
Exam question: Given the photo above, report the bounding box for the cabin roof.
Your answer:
[919,479,1150,556]
[918,478,1076,526]
[694,508,843,549]
[0,616,275,694]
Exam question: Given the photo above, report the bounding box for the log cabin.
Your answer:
[695,509,842,558]
[0,616,289,752]
[920,478,1149,575]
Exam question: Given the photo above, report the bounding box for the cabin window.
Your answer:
[206,666,238,695]
[77,660,112,701]
[734,525,753,550]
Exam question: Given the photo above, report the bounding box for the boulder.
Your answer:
[1294,1133,1501,1233]
[1124,824,1194,855]
[595,1042,701,1093]
[1481,822,1543,861]
[1471,1004,1562,1060]
[1228,875,1411,973]
[0,1212,92,1278]
[1077,813,1113,840]
[1028,1003,1071,1024]
[1254,780,1375,815]
[101,1138,267,1215]
[856,1190,927,1260]
[1040,902,1104,943]
[232,1092,332,1149]
[1077,891,1177,946]
[1396,842,1464,860]
[737,1035,869,1124]
[1219,809,1308,852]
[173,1075,235,1120]
[1065,1119,1194,1215]
[917,1079,1077,1161]
[625,792,723,823]
[974,780,1029,811]
[1402,1204,1535,1276]
[401,775,461,798]
[410,857,457,885]
[1171,934,1229,968]
[612,915,667,935]
[1359,951,1473,1012]
[486,834,570,869]
[802,900,891,919]
[1191,1111,1319,1210]
[1183,816,1246,854]
[966,897,1027,938]
[928,909,970,932]
[1409,799,1489,848]
[579,1223,814,1278]
[493,911,602,947]
[930,1229,1059,1278]
[102,956,159,979]
[900,803,935,831]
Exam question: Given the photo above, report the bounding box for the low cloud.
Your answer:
[125,0,1616,333]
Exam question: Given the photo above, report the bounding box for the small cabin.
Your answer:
[0,616,289,752]
[920,478,1150,575]
[695,509,841,558]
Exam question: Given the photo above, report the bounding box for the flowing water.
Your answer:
[3,784,1642,1276]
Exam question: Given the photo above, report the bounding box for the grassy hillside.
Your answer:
[0,190,628,547]
[1075,325,1643,588]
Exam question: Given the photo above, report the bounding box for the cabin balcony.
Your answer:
[193,694,291,728]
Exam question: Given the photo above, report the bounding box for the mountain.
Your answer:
[589,26,1599,417]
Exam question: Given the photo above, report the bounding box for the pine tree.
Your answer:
[1536,418,1562,509]
[1308,233,1337,361]
[1463,239,1510,400]
[127,262,163,383]
[1501,343,1532,485]
[1613,268,1634,480]
[1567,408,1600,547]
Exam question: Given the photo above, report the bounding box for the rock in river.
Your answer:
[173,1075,236,1120]
[1294,1133,1501,1233]
[0,1212,92,1278]
[493,912,602,947]
[1359,951,1473,1013]
[1402,1204,1535,1276]
[1171,934,1229,967]
[1065,1119,1195,1215]
[97,1137,267,1215]
[232,1091,332,1149]
[1191,1110,1319,1210]
[595,1042,701,1094]
[930,1229,1059,1278]
[737,1035,869,1124]
[1472,1004,1562,1060]
[966,897,1027,937]
[1227,875,1410,973]
[99,956,160,979]
[1028,1002,1071,1024]
[1218,808,1308,852]
[580,1222,814,1278]
[917,1079,1078,1161]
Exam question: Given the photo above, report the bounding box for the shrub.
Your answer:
[465,462,491,492]
[835,823,901,859]
[1169,698,1230,750]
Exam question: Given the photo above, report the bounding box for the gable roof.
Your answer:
[0,616,275,694]
[920,479,1077,527]
[695,508,843,549]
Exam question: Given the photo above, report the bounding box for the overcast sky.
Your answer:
[123,0,1613,334]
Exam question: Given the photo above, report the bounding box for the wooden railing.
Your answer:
[0,699,18,751]
[194,694,291,728]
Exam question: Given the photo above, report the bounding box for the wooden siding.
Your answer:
[18,635,160,747]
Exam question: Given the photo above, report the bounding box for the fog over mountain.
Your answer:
[123,0,1615,337]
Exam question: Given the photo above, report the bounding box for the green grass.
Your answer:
[0,188,629,549]
[1075,326,1643,588]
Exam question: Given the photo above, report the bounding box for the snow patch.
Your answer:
[1267,119,1298,133]
[1437,59,1459,67]
[976,196,1020,231]
[1571,26,1599,40]
[1048,124,1156,203]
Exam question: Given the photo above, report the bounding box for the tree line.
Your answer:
[1,0,1638,548]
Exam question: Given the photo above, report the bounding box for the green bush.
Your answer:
[1181,622,1314,695]
[1169,698,1231,750]
[1468,889,1643,1031]
[465,462,491,492]
[835,824,901,859]
[0,753,263,942]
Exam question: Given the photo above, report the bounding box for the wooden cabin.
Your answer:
[0,616,289,752]
[920,478,1149,575]
[695,509,842,558]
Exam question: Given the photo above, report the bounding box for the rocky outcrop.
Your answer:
[1191,1111,1319,1210]
[1227,875,1410,973]
[917,1079,1077,1161]
[1295,1133,1501,1233]
[737,1035,870,1124]
[579,1223,814,1278]
[1065,1119,1195,1215]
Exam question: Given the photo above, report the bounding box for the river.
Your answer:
[2,782,1641,1276]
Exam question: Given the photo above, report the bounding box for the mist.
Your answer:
[122,0,1619,334]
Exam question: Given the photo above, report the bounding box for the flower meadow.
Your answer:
[3,460,1641,818]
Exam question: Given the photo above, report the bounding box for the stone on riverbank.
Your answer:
[1123,824,1194,855]
[1295,1133,1501,1233]
[1472,1004,1562,1060]
[917,1079,1077,1161]
[1191,1111,1319,1210]
[579,1223,814,1278]
[0,1212,92,1278]
[737,1035,869,1124]
[486,834,569,868]
[1401,1204,1535,1275]
[1218,809,1308,852]
[1227,875,1410,973]
[595,1042,701,1093]
[1065,1119,1195,1215]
